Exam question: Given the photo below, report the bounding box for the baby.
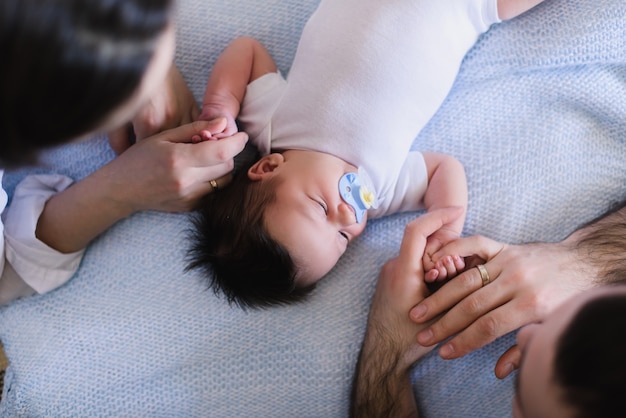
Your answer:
[187,0,543,308]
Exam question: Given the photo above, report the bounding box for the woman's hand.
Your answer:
[409,235,594,377]
[196,100,239,139]
[108,64,201,154]
[103,119,247,213]
[37,120,247,254]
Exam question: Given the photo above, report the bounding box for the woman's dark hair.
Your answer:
[554,288,626,418]
[0,0,172,167]
[186,158,316,310]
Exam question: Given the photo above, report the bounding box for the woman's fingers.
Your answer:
[189,172,234,200]
[186,131,248,168]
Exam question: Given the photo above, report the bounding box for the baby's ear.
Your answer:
[248,153,285,180]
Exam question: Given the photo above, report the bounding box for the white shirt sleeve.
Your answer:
[369,151,429,219]
[0,173,84,302]
[238,71,288,156]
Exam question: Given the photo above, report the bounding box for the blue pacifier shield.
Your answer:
[339,172,375,223]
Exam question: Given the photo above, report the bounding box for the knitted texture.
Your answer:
[1,0,625,416]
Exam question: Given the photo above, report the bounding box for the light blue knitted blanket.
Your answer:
[1,0,625,416]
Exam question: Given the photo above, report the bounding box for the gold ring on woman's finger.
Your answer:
[209,179,219,192]
[476,264,490,287]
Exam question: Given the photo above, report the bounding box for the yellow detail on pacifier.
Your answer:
[360,188,375,209]
[339,167,378,223]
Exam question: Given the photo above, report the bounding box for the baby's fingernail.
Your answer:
[411,304,427,320]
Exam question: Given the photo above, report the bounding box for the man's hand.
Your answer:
[410,235,593,378]
[350,207,463,417]
[423,227,465,282]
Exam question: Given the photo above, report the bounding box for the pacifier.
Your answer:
[338,167,378,223]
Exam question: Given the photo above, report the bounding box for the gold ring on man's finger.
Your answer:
[476,264,490,287]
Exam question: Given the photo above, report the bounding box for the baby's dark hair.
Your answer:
[187,157,316,309]
[554,287,626,417]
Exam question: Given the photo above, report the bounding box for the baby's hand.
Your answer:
[423,229,464,282]
[195,104,238,143]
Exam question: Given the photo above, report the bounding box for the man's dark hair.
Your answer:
[554,287,626,418]
[187,159,316,309]
[0,0,172,167]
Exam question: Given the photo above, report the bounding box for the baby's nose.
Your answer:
[337,201,356,225]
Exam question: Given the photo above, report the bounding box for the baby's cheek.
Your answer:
[355,219,368,236]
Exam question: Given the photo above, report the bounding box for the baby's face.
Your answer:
[262,150,368,286]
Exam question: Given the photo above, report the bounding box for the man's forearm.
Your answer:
[350,322,419,418]
[568,201,626,285]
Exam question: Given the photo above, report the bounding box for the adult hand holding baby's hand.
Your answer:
[351,207,463,417]
[196,104,239,142]
[104,120,248,213]
[410,235,594,378]
[38,120,247,254]
[422,225,465,282]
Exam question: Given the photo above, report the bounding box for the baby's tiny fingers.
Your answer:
[441,256,458,277]
[453,255,465,272]
[425,269,439,283]
[436,264,448,282]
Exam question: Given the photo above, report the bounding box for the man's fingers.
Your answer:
[432,235,504,264]
[433,301,522,360]
[413,272,513,348]
[397,207,464,272]
[411,265,486,322]
[495,344,521,379]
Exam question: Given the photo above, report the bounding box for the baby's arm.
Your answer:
[497,0,545,20]
[196,37,277,141]
[421,152,468,281]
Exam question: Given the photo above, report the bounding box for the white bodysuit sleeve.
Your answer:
[238,71,288,155]
[369,152,429,219]
[1,174,84,301]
